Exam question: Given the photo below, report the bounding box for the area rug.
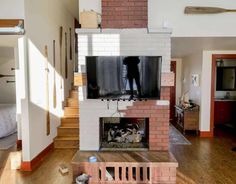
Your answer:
[169,124,191,145]
[0,132,17,150]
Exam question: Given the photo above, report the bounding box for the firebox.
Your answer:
[99,117,149,150]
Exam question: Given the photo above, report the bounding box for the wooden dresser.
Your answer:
[175,105,199,135]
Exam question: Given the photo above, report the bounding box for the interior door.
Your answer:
[170,61,177,124]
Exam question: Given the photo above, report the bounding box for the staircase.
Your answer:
[54,89,80,149]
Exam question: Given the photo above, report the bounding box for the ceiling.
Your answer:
[60,0,79,20]
[172,37,236,58]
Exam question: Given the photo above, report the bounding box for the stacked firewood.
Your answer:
[107,123,144,143]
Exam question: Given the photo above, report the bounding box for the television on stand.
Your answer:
[86,56,162,100]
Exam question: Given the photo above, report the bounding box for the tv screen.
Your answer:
[86,56,162,100]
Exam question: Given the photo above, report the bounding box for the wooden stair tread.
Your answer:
[58,126,79,129]
[63,115,79,118]
[54,136,79,141]
[67,97,78,100]
[64,108,79,111]
[61,117,79,120]
[54,84,80,149]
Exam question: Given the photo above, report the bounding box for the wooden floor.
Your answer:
[0,129,236,184]
[0,148,76,184]
[173,129,236,184]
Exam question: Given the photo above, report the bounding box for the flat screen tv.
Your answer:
[86,56,162,100]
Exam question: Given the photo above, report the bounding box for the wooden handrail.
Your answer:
[0,19,24,28]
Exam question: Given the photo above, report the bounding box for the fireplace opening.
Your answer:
[100,117,149,150]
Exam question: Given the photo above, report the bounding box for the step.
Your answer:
[54,136,79,149]
[72,86,78,90]
[57,126,79,137]
[64,107,79,117]
[67,98,79,107]
[64,115,79,118]
[61,117,79,127]
[70,90,78,99]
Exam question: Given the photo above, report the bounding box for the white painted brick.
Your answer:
[77,29,171,150]
[156,100,170,106]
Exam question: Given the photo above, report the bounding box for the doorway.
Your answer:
[170,61,177,124]
[211,54,236,136]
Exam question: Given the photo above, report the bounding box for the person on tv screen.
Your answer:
[123,56,142,100]
[88,81,99,98]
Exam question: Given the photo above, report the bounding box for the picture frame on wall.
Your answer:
[192,74,199,87]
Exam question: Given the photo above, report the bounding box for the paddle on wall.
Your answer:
[44,45,50,136]
[185,6,236,14]
[53,40,57,108]
[65,32,68,79]
[69,28,72,60]
[59,26,63,88]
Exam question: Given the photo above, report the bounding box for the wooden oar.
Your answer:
[59,26,63,88]
[69,28,72,60]
[65,32,68,79]
[185,6,236,14]
[53,40,57,108]
[0,74,15,78]
[44,45,50,136]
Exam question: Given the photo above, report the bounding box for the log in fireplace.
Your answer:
[99,117,149,150]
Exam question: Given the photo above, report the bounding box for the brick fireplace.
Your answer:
[100,117,149,150]
[76,28,174,151]
[76,0,173,153]
[73,1,177,183]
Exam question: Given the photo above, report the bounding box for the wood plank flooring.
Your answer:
[0,148,76,184]
[0,129,235,184]
[173,130,236,184]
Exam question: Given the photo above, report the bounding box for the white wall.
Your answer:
[0,0,24,19]
[201,50,236,132]
[0,58,16,103]
[21,0,76,161]
[79,0,236,37]
[181,53,202,105]
[149,0,236,37]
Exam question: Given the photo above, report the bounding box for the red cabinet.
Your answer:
[214,101,236,124]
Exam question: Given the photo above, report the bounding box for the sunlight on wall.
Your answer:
[28,40,46,107]
[18,37,26,100]
[27,39,64,118]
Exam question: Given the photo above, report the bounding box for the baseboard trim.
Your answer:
[21,143,54,171]
[16,140,22,149]
[200,131,213,138]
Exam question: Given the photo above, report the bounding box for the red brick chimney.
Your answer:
[102,0,148,28]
